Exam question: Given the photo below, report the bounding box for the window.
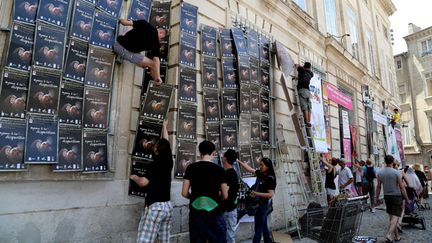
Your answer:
[347,7,359,59]
[366,31,376,74]
[427,77,432,97]
[375,15,380,32]
[398,84,407,103]
[396,60,402,69]
[293,0,307,11]
[402,124,412,145]
[383,25,388,39]
[421,38,432,56]
[324,0,338,36]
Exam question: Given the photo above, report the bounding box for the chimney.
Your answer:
[408,23,421,34]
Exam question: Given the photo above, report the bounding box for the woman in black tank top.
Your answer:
[323,158,339,204]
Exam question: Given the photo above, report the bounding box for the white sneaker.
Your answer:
[371,208,376,213]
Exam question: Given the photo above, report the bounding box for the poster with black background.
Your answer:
[128,0,152,22]
[250,57,260,85]
[5,23,34,71]
[33,23,66,69]
[260,35,270,64]
[27,68,61,115]
[238,55,250,85]
[175,141,196,178]
[83,88,109,129]
[96,0,122,17]
[129,158,151,197]
[201,25,217,57]
[54,127,82,171]
[239,115,251,145]
[179,67,196,103]
[251,143,263,169]
[203,89,220,123]
[158,32,170,63]
[239,85,251,114]
[69,0,95,41]
[222,58,238,89]
[58,83,84,125]
[179,32,197,68]
[133,120,161,160]
[202,56,218,89]
[239,145,253,177]
[220,29,234,58]
[141,83,172,121]
[63,39,88,83]
[0,70,29,119]
[142,65,167,96]
[261,116,269,144]
[82,131,108,172]
[14,0,38,24]
[0,119,27,171]
[222,89,238,120]
[231,28,247,56]
[85,46,115,89]
[36,0,71,28]
[247,29,259,58]
[180,3,198,36]
[260,62,270,89]
[260,89,269,114]
[90,10,117,49]
[251,113,260,142]
[25,116,58,163]
[177,104,197,141]
[221,121,237,150]
[150,1,170,29]
[206,124,220,152]
[250,85,260,112]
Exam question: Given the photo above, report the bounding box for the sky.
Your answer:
[389,0,432,55]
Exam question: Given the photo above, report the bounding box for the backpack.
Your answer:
[365,166,376,182]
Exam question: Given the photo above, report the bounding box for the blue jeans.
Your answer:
[253,202,272,243]
[189,210,226,243]
[223,209,237,243]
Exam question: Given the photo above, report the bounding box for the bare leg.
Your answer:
[137,56,153,69]
[386,215,399,240]
[304,110,311,124]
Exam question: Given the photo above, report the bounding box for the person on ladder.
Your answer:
[294,62,314,128]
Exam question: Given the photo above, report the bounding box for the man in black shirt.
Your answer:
[181,141,228,243]
[294,62,313,126]
[221,149,239,243]
[115,19,167,85]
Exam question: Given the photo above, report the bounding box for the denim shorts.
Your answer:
[113,42,144,65]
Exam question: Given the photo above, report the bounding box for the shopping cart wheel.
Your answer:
[420,218,426,230]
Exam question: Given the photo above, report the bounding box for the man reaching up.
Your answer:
[294,62,313,127]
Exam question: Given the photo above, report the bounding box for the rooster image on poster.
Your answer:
[203,40,215,51]
[205,71,215,82]
[105,0,118,9]
[223,42,232,52]
[134,8,147,19]
[60,102,81,119]
[2,94,26,112]
[184,18,195,29]
[86,108,105,123]
[261,73,269,85]
[20,1,38,15]
[210,138,220,150]
[45,3,64,17]
[154,14,168,25]
[225,102,236,114]
[251,68,258,79]
[70,60,86,74]
[77,20,92,33]
[181,83,194,96]
[14,47,32,61]
[34,90,55,107]
[252,96,259,108]
[262,128,269,141]
[39,46,60,60]
[261,100,269,113]
[226,72,236,82]
[146,99,166,113]
[139,138,157,151]
[261,48,269,59]
[181,121,194,133]
[182,49,194,61]
[31,137,53,152]
[241,68,249,79]
[86,149,104,165]
[179,157,192,172]
[254,155,262,165]
[237,40,245,49]
[251,125,259,137]
[207,104,218,117]
[241,97,250,110]
[95,30,112,41]
[59,146,79,163]
[249,42,257,50]
[224,133,236,146]
[0,144,23,162]
[91,67,109,80]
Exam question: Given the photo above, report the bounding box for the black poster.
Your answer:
[85,46,115,89]
[142,83,172,121]
[142,64,168,95]
[25,116,58,163]
[158,31,170,63]
[239,85,251,114]
[150,1,170,29]
[27,68,61,115]
[220,29,234,58]
[202,56,218,89]
[251,143,263,168]
[177,104,197,141]
[180,2,198,36]
[179,67,197,103]
[179,32,197,68]
[260,35,270,64]
[251,113,260,142]
[129,158,151,197]
[205,124,220,152]
[260,89,269,114]
[33,23,66,69]
[90,10,117,49]
[96,0,122,17]
[14,0,38,24]
[250,57,260,85]
[247,29,259,58]
[58,83,84,125]
[239,145,253,177]
[128,0,152,22]
[0,119,27,171]
[239,115,251,145]
[261,116,269,144]
[201,25,217,57]
[0,70,29,119]
[238,55,250,85]
[5,23,34,71]
[36,0,71,28]
[83,88,109,129]
[175,141,196,178]
[63,39,88,83]
[133,120,161,160]
[222,58,238,89]
[250,85,260,112]
[260,62,270,89]
[69,0,95,41]
[221,121,237,150]
[203,89,220,123]
[222,89,238,120]
[231,28,247,56]
[82,131,108,172]
[54,127,82,171]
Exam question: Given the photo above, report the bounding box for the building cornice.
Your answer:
[378,0,397,16]
[404,26,432,41]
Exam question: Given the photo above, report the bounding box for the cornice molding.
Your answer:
[378,0,397,16]
[404,26,432,41]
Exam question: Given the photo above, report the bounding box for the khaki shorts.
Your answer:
[298,88,311,111]
[384,195,403,217]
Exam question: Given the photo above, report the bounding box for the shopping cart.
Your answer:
[299,195,369,243]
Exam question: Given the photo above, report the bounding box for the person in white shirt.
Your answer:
[338,159,355,196]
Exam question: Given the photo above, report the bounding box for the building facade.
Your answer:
[0,0,397,242]
[395,23,432,167]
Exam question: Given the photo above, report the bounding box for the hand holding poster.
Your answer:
[129,158,151,197]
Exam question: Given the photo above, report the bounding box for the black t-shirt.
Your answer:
[297,66,313,90]
[221,168,239,212]
[184,161,226,214]
[415,170,427,187]
[325,168,336,189]
[254,170,276,203]
[144,153,173,206]
[117,20,161,58]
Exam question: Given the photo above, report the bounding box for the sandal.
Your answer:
[395,237,401,241]
[385,237,394,243]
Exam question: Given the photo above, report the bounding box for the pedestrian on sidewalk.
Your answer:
[181,141,228,243]
[362,159,377,212]
[337,159,355,196]
[130,120,173,243]
[221,149,240,243]
[413,163,428,207]
[353,160,364,196]
[375,155,410,242]
[322,157,338,204]
[294,62,313,127]
[238,158,276,243]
